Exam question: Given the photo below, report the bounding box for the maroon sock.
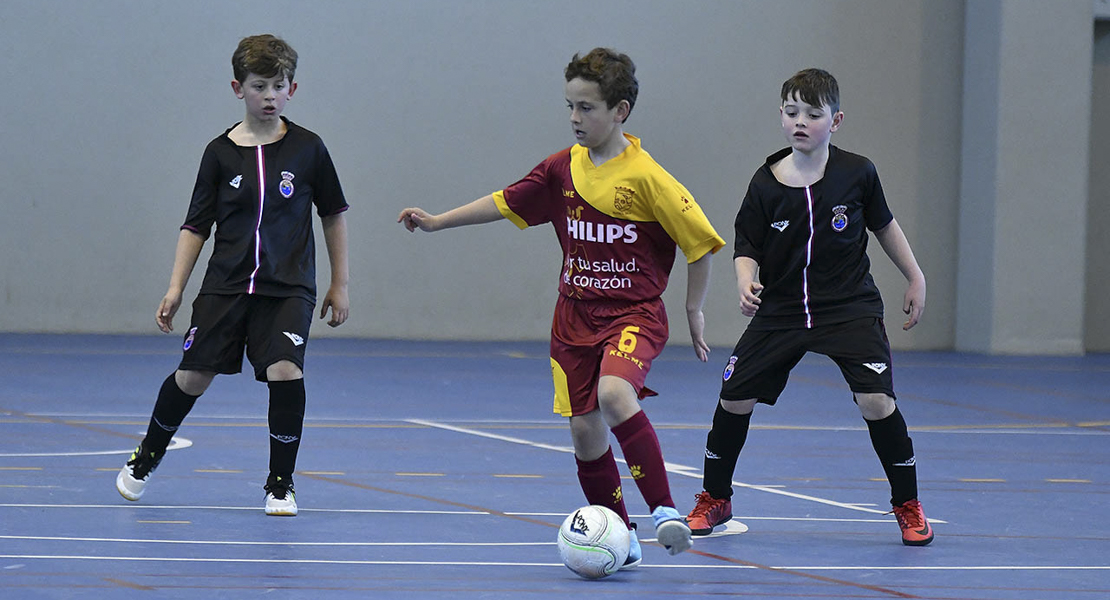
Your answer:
[575,446,630,527]
[612,410,674,512]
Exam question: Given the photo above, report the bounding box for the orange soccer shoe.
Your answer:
[685,491,732,536]
[891,499,934,546]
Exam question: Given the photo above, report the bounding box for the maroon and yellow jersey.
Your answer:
[493,134,725,302]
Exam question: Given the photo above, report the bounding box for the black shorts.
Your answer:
[178,294,314,381]
[719,317,895,405]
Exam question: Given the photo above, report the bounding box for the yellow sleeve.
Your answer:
[492,190,529,230]
[651,180,726,263]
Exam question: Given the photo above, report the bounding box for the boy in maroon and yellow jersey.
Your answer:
[400,48,724,566]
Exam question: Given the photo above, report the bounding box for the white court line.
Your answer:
[11,413,1108,435]
[405,419,577,454]
[0,504,486,515]
[2,420,945,521]
[0,535,549,547]
[759,566,1110,571]
[3,555,557,567]
[0,505,891,525]
[0,554,1105,571]
[509,512,893,523]
[0,436,192,458]
[406,419,948,523]
[908,429,1110,436]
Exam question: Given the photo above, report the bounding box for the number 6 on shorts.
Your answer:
[618,326,640,353]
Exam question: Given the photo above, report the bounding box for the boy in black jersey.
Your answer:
[685,69,933,545]
[116,34,350,516]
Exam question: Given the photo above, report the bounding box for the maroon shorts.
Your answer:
[549,295,668,417]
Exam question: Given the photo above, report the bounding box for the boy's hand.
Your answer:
[902,278,926,330]
[687,309,710,362]
[156,290,183,333]
[739,281,763,317]
[398,208,436,232]
[320,284,349,327]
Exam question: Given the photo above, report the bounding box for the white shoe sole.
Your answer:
[265,494,298,516]
[655,520,693,555]
[619,555,642,570]
[115,467,144,501]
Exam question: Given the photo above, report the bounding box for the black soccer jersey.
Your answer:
[183,118,348,303]
[734,145,893,330]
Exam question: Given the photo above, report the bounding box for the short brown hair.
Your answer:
[565,48,638,122]
[232,34,298,83]
[780,68,840,113]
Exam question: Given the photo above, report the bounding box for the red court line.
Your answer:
[301,473,921,599]
[0,406,141,441]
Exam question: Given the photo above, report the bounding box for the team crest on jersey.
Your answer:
[279,171,295,198]
[723,355,738,381]
[831,205,849,232]
[613,186,635,213]
[183,327,198,351]
[680,196,695,214]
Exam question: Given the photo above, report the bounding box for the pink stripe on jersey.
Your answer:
[247,145,265,294]
[802,186,815,329]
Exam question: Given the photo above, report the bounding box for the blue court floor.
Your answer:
[1,334,1108,599]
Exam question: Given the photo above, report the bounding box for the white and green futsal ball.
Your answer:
[556,505,630,579]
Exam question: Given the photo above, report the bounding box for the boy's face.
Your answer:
[231,72,296,124]
[780,93,842,154]
[565,77,628,149]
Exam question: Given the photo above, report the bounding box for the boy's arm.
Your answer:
[873,217,926,330]
[157,229,206,333]
[685,253,714,362]
[398,195,504,233]
[320,212,350,327]
[734,256,763,318]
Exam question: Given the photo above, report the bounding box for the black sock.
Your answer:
[865,407,918,506]
[702,402,752,500]
[144,373,199,453]
[267,379,306,479]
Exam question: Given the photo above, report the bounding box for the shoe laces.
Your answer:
[265,477,294,500]
[689,491,724,517]
[126,445,163,480]
[890,499,924,529]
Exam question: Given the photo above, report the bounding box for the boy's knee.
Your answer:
[596,376,639,425]
[175,369,215,396]
[720,398,757,415]
[569,411,610,461]
[855,393,896,420]
[266,360,303,382]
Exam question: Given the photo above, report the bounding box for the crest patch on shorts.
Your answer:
[183,327,198,351]
[723,355,738,381]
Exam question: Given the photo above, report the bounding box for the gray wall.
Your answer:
[1089,21,1110,353]
[0,0,1098,353]
[957,0,1093,354]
